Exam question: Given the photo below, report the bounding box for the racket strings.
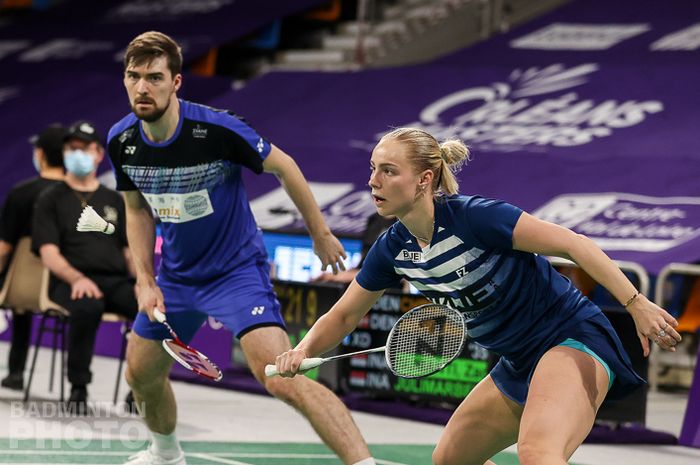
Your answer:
[386,304,465,378]
[163,339,222,381]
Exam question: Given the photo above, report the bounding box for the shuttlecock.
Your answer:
[76,205,115,234]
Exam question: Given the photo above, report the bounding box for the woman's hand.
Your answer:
[274,348,309,378]
[627,295,682,357]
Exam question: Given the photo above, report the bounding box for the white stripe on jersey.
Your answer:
[403,252,501,293]
[395,247,483,278]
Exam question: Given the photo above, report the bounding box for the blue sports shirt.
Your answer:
[356,195,600,359]
[107,99,272,283]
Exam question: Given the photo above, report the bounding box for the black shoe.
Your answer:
[66,385,89,415]
[1,373,24,391]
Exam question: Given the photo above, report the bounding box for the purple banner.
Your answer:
[204,0,700,273]
[0,0,328,80]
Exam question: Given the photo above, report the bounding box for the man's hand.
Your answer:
[71,276,103,300]
[135,279,166,321]
[312,231,347,275]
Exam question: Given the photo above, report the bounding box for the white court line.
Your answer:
[189,453,253,465]
[0,449,410,465]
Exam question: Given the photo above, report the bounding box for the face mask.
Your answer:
[32,151,41,174]
[64,150,95,177]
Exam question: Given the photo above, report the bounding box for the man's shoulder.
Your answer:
[107,113,139,146]
[34,182,68,207]
[181,99,253,135]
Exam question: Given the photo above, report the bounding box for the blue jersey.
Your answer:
[107,99,272,283]
[356,195,600,359]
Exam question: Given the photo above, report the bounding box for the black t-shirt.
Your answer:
[0,177,63,245]
[32,182,129,276]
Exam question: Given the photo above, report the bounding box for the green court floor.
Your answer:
[0,440,525,465]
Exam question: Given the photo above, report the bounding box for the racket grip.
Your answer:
[264,358,324,377]
[153,309,166,323]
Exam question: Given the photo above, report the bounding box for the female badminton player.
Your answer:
[274,127,682,465]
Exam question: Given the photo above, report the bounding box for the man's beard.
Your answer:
[132,98,170,123]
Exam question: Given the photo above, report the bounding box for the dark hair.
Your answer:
[124,31,182,77]
[379,128,470,196]
[32,124,66,168]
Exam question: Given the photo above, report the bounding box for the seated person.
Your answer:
[1,124,66,390]
[32,120,137,412]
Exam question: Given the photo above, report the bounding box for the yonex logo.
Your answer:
[251,306,265,315]
[125,146,136,155]
[256,138,265,153]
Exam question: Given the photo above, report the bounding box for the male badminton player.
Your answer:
[275,128,682,465]
[107,31,375,465]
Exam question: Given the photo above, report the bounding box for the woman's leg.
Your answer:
[517,346,610,465]
[433,375,523,465]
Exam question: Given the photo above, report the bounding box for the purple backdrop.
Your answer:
[205,0,700,274]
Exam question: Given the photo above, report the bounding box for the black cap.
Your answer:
[65,120,102,145]
[29,124,68,154]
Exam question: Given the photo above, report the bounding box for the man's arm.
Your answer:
[39,244,103,300]
[0,240,12,273]
[123,247,137,278]
[263,145,347,274]
[122,190,163,318]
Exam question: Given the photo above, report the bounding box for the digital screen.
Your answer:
[262,232,363,282]
[154,227,362,283]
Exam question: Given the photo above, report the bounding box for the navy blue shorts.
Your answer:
[490,311,644,405]
[133,259,286,343]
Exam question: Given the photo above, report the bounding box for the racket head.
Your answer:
[385,303,467,379]
[161,338,223,382]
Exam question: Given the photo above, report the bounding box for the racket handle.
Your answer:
[153,309,166,324]
[264,357,324,377]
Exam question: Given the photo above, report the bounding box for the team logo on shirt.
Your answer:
[118,129,134,143]
[192,124,208,139]
[142,189,214,223]
[103,206,119,224]
[395,249,424,263]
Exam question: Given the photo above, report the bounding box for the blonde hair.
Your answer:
[379,128,470,196]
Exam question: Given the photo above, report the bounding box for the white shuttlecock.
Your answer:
[76,205,115,234]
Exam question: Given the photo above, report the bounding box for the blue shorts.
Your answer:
[133,259,286,343]
[490,311,644,405]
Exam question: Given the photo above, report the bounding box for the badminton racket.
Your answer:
[153,309,223,382]
[265,303,467,378]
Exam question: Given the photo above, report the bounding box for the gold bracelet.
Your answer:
[623,291,641,308]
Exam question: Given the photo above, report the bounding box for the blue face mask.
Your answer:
[32,151,41,174]
[64,150,95,177]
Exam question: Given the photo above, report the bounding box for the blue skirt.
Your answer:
[490,311,645,405]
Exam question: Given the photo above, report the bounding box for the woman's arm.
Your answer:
[512,212,681,357]
[275,280,384,376]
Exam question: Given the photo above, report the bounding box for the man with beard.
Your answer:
[107,31,374,465]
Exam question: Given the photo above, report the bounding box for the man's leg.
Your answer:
[51,282,103,399]
[123,332,185,464]
[240,326,372,465]
[124,333,176,434]
[2,311,32,389]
